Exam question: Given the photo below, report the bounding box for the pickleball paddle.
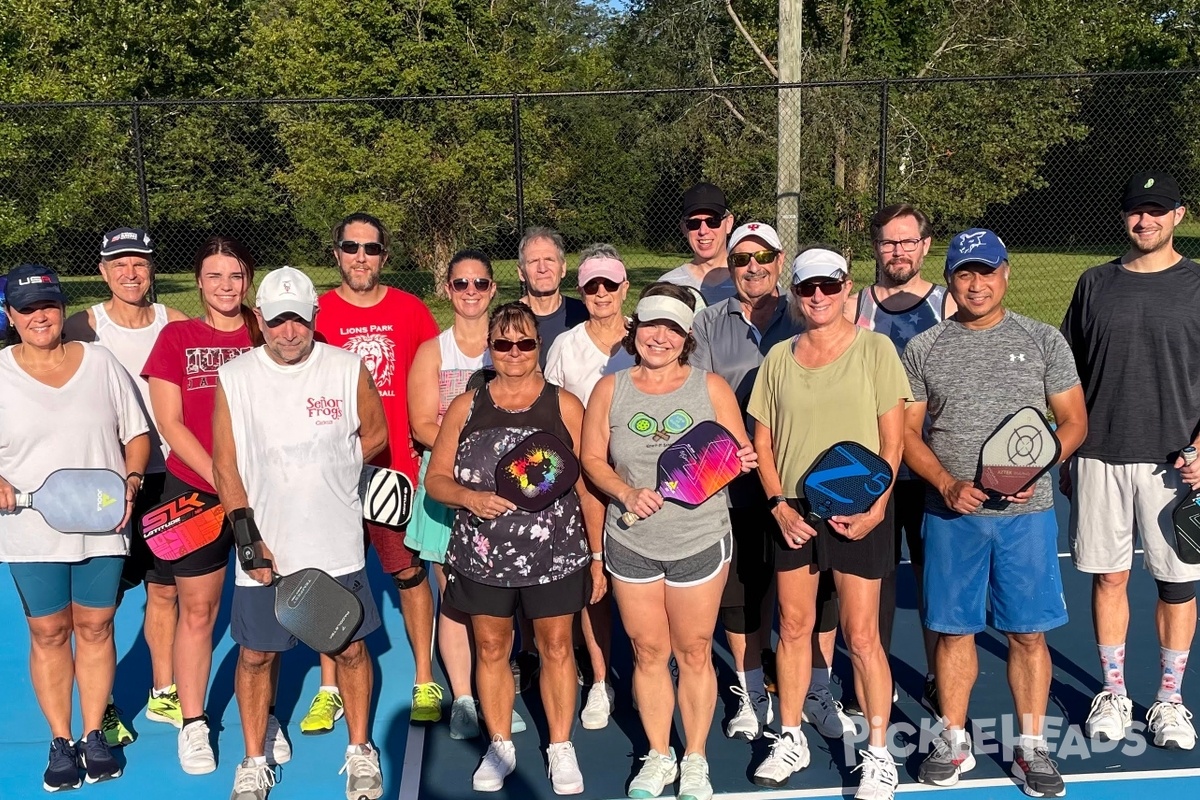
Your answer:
[358,466,414,528]
[0,468,126,533]
[273,568,364,653]
[470,431,580,526]
[802,441,893,521]
[1173,446,1200,565]
[976,406,1060,498]
[142,493,226,560]
[620,420,743,526]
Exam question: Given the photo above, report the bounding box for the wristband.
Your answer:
[230,508,270,571]
[768,494,787,509]
[127,471,144,481]
[590,552,604,562]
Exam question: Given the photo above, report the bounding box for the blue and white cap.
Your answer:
[101,227,154,257]
[945,228,1008,274]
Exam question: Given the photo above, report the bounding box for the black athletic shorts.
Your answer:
[444,566,591,620]
[121,472,173,588]
[721,507,777,609]
[774,496,895,579]
[150,471,234,580]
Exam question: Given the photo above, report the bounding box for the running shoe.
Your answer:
[340,743,383,800]
[178,719,217,775]
[300,689,344,736]
[803,684,853,738]
[102,702,135,746]
[581,682,616,730]
[449,696,480,740]
[853,749,898,800]
[752,731,810,788]
[264,714,291,766]
[1084,691,1132,742]
[918,731,975,786]
[547,741,584,795]
[473,736,517,792]
[76,730,122,784]
[146,685,183,728]
[411,683,444,724]
[1011,744,1065,797]
[42,737,80,792]
[1148,700,1197,750]
[678,753,712,800]
[230,757,275,800]
[725,685,772,741]
[627,748,677,798]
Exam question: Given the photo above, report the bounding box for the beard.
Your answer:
[882,258,921,284]
[341,265,380,292]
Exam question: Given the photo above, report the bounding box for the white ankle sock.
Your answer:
[319,685,340,695]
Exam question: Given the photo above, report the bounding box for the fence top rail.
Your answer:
[2,67,1198,112]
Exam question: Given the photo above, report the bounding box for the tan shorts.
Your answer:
[1068,456,1200,582]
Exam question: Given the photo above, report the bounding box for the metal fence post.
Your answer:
[512,95,525,236]
[130,101,155,299]
[876,78,889,210]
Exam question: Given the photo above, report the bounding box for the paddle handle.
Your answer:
[0,494,34,515]
[1185,447,1197,466]
[620,511,638,526]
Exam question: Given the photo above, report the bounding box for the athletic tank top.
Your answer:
[854,284,948,354]
[447,382,587,587]
[92,303,170,472]
[437,327,491,422]
[605,367,730,561]
[219,344,365,586]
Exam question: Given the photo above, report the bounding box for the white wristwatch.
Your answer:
[590,551,604,562]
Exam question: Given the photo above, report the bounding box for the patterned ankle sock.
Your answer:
[1098,643,1127,696]
[1157,647,1189,704]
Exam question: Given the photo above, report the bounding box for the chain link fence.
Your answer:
[2,69,1199,328]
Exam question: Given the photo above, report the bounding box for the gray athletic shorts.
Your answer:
[605,531,732,588]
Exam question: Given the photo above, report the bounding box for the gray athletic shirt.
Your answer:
[902,311,1080,516]
[605,367,731,560]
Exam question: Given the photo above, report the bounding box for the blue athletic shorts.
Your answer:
[231,567,381,653]
[9,557,126,618]
[922,507,1067,635]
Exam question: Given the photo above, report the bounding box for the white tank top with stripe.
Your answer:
[436,327,491,422]
[92,303,170,472]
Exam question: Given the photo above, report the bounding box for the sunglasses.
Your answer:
[491,337,538,353]
[793,279,846,298]
[582,278,622,295]
[729,249,779,268]
[337,240,384,256]
[450,277,494,292]
[684,216,723,231]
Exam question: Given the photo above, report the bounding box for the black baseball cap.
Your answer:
[1121,172,1182,212]
[5,263,67,309]
[682,182,729,218]
[100,227,154,257]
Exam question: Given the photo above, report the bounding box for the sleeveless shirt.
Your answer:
[92,302,170,472]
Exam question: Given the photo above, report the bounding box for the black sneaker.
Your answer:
[76,730,122,784]
[510,650,540,695]
[1011,744,1064,798]
[922,676,942,719]
[43,737,81,792]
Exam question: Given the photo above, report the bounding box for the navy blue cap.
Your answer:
[100,227,154,257]
[945,228,1009,274]
[5,264,67,309]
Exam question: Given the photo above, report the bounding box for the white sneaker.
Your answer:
[751,731,810,788]
[853,750,899,800]
[678,753,712,800]
[581,682,616,730]
[264,714,291,766]
[725,686,772,741]
[230,757,276,800]
[803,684,854,739]
[547,741,584,795]
[339,743,383,800]
[1148,700,1197,750]
[473,736,517,792]
[178,719,216,775]
[1085,691,1133,741]
[627,748,677,798]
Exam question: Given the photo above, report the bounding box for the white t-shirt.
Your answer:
[543,321,635,407]
[92,303,170,472]
[658,263,737,310]
[219,344,366,586]
[0,344,148,562]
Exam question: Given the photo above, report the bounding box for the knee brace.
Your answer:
[1155,578,1196,605]
[393,565,428,591]
[720,604,762,635]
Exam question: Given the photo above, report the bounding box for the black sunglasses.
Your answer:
[491,337,538,353]
[450,277,494,292]
[582,278,622,295]
[793,279,846,298]
[729,249,779,268]
[337,240,384,256]
[684,216,724,231]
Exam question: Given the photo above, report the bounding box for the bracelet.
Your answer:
[590,552,604,562]
[127,471,144,481]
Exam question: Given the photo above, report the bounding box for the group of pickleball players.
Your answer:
[0,170,1198,800]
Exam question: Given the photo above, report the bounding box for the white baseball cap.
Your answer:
[257,266,317,322]
[728,222,783,253]
[791,249,849,285]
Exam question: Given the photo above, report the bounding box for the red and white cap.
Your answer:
[728,222,783,253]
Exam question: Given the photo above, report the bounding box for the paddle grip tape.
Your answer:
[230,508,270,571]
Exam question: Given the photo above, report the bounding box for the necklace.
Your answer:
[17,343,69,373]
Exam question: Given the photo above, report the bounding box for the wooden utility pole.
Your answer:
[776,0,802,257]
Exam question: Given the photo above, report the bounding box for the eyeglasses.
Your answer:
[684,216,723,231]
[450,277,493,292]
[793,280,846,298]
[729,249,779,268]
[874,237,925,253]
[491,337,538,353]
[582,278,622,295]
[337,240,385,256]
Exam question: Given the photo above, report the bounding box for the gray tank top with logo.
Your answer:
[605,367,731,561]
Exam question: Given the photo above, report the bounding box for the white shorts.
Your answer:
[1068,456,1200,582]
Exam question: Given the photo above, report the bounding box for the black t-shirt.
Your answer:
[531,295,588,369]
[1060,257,1200,463]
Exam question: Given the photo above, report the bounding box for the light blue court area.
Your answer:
[0,557,417,800]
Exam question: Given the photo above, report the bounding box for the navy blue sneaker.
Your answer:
[43,737,80,792]
[76,730,122,784]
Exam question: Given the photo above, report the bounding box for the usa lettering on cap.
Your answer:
[17,276,54,286]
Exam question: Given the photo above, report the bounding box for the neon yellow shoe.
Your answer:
[300,689,344,736]
[146,685,183,728]
[411,683,444,724]
[102,702,134,746]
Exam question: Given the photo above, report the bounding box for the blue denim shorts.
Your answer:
[922,507,1068,635]
[9,557,125,618]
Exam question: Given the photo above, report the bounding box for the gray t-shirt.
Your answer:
[604,367,730,560]
[902,311,1080,516]
[659,264,737,310]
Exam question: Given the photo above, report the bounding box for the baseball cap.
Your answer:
[945,228,1008,274]
[257,266,317,322]
[682,182,729,218]
[728,222,782,252]
[635,294,695,332]
[100,227,154,257]
[1121,171,1182,211]
[791,249,848,285]
[5,264,67,309]
[577,256,627,288]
